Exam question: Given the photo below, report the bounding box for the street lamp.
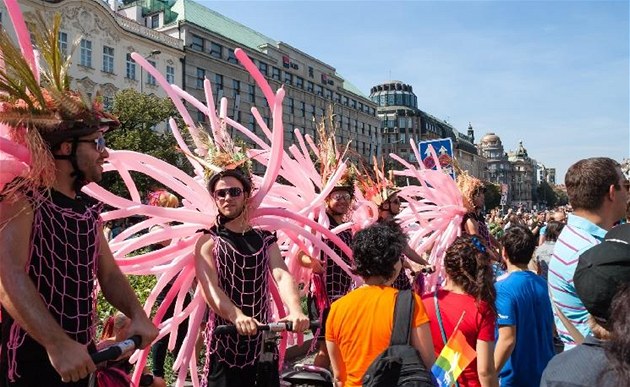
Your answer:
[140,50,161,94]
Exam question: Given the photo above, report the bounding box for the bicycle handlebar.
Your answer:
[90,335,141,364]
[214,321,320,335]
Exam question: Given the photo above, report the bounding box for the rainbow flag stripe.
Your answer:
[431,329,477,387]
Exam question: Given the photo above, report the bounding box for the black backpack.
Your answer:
[362,289,435,387]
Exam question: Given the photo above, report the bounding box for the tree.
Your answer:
[102,89,193,200]
[484,182,501,210]
[536,181,558,208]
[554,187,569,207]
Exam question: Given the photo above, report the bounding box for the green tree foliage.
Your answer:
[554,187,569,206]
[102,89,193,199]
[537,181,559,208]
[484,182,501,210]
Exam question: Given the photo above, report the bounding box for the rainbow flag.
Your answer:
[431,329,477,387]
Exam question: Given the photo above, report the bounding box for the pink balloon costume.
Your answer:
[0,3,473,385]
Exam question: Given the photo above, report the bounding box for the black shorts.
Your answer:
[307,296,330,342]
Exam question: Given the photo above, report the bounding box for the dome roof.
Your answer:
[481,132,501,143]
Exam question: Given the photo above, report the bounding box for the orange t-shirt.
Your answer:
[325,286,430,387]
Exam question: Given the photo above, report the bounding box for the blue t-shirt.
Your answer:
[495,271,555,387]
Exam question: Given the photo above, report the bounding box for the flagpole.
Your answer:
[449,310,467,340]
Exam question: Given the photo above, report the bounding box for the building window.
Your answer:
[209,42,222,59]
[350,99,357,109]
[308,66,314,78]
[299,101,305,117]
[333,93,341,103]
[166,65,175,84]
[215,74,224,96]
[191,34,203,51]
[150,14,159,28]
[258,61,268,76]
[306,104,314,118]
[227,49,237,64]
[271,67,281,81]
[247,113,255,131]
[287,97,294,114]
[232,79,240,97]
[103,95,114,111]
[296,76,304,89]
[147,60,156,85]
[58,32,68,57]
[197,109,206,123]
[126,53,136,80]
[196,68,205,89]
[342,95,348,106]
[306,81,314,93]
[284,72,293,85]
[314,85,323,96]
[324,89,332,99]
[102,46,114,73]
[248,84,256,102]
[80,39,92,67]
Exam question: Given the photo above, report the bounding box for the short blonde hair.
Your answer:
[148,190,179,208]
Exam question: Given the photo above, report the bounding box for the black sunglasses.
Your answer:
[76,135,106,153]
[214,187,243,199]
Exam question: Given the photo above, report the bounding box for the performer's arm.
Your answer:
[269,243,309,333]
[97,230,158,349]
[403,244,430,266]
[194,234,259,335]
[0,198,96,382]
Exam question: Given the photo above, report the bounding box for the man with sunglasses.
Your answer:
[195,168,308,386]
[373,190,432,290]
[0,118,158,386]
[299,184,355,369]
[548,157,629,351]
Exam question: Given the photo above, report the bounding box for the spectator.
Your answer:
[548,157,628,350]
[494,225,555,386]
[529,221,564,280]
[541,223,630,386]
[422,235,498,387]
[538,210,567,245]
[103,221,113,242]
[325,222,435,387]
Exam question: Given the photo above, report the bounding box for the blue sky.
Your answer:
[203,0,629,182]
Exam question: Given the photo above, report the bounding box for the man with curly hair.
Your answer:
[325,222,435,387]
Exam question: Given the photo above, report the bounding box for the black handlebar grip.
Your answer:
[214,325,238,335]
[91,335,141,364]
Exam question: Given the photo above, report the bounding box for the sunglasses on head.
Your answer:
[214,187,243,199]
[77,135,107,153]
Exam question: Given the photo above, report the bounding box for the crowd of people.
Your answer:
[1,6,629,387]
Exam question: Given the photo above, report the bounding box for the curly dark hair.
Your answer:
[351,221,407,280]
[603,284,630,386]
[444,235,496,312]
[501,225,536,265]
[565,157,621,211]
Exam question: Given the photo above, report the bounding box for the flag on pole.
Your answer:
[431,322,477,386]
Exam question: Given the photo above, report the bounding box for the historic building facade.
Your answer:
[369,80,486,178]
[119,0,381,159]
[2,0,183,107]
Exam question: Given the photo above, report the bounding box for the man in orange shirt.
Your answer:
[325,222,435,387]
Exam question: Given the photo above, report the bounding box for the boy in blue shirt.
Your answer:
[494,225,555,386]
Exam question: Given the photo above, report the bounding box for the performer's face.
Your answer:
[326,188,352,216]
[213,176,248,218]
[383,194,401,216]
[75,131,109,183]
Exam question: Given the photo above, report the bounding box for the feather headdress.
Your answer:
[0,11,119,198]
[357,157,400,206]
[316,109,356,190]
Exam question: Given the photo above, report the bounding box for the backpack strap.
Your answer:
[390,289,414,346]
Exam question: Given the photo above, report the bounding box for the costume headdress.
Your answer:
[357,157,400,207]
[315,110,356,191]
[0,12,119,199]
[456,169,485,212]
